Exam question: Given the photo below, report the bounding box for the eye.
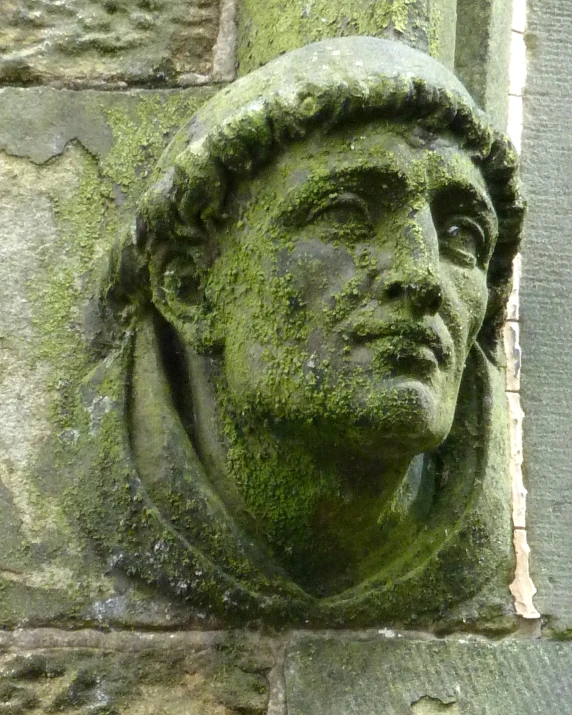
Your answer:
[438,216,486,268]
[305,192,373,243]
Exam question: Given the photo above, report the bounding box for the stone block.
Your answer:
[0,86,219,628]
[237,0,457,76]
[0,0,233,88]
[285,633,572,714]
[0,630,274,714]
[455,0,513,129]
[520,0,572,635]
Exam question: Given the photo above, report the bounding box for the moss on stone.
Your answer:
[237,0,434,76]
[30,90,216,435]
[0,636,274,714]
[59,38,522,625]
[0,89,218,627]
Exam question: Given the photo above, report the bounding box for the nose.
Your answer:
[373,204,443,315]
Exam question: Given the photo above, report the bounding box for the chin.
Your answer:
[227,362,455,451]
[336,378,455,454]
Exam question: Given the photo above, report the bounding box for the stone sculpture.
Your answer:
[76,36,524,625]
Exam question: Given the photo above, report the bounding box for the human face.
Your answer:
[206,120,498,456]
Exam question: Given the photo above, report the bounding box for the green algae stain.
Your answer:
[28,90,216,428]
[238,0,432,75]
[31,92,214,436]
[429,9,441,59]
[102,91,215,193]
[11,90,217,622]
[31,152,107,402]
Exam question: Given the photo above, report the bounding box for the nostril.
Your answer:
[430,287,443,312]
[412,284,443,313]
[430,285,443,312]
[385,282,403,300]
[383,279,443,313]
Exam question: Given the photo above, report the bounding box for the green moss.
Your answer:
[3,90,219,626]
[237,0,433,75]
[148,118,507,602]
[102,91,215,193]
[19,37,519,625]
[28,90,215,427]
[429,7,441,58]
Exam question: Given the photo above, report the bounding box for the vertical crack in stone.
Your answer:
[504,26,541,623]
[504,0,540,620]
[267,638,289,715]
[511,527,539,618]
[505,259,539,617]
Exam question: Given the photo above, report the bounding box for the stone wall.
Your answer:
[2,0,572,712]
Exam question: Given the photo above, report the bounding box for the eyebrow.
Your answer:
[436,179,496,211]
[426,147,497,212]
[272,158,496,229]
[274,163,413,224]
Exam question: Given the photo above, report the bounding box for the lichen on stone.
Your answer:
[65,38,525,626]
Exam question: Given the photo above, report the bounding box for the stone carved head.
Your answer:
[83,37,524,625]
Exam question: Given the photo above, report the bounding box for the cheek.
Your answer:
[278,240,357,314]
[465,271,490,339]
[444,267,489,349]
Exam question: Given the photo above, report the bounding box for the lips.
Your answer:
[341,315,452,365]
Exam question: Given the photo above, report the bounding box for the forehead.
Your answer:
[244,119,489,207]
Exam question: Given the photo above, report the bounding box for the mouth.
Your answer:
[341,317,452,366]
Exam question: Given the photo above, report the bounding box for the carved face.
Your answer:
[203,120,498,458]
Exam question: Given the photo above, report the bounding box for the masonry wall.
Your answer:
[1,1,572,713]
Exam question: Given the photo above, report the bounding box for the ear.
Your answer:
[148,240,224,354]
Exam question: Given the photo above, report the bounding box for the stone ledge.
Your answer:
[2,629,572,713]
[0,629,276,714]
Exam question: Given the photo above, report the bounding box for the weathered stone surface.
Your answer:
[0,0,227,88]
[236,0,512,130]
[0,86,218,628]
[285,633,572,714]
[519,0,572,635]
[68,36,520,627]
[455,0,513,129]
[0,34,524,629]
[237,0,457,76]
[0,630,274,713]
[0,34,523,629]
